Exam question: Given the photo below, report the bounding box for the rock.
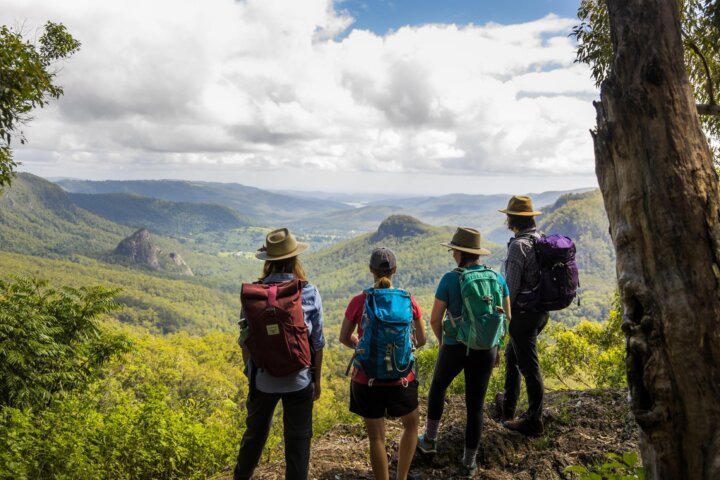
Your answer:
[168,252,193,276]
[372,215,433,241]
[114,228,159,270]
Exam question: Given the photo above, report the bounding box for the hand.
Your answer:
[494,349,501,368]
[313,380,321,401]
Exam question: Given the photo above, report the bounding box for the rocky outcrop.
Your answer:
[114,228,160,270]
[372,215,433,241]
[169,252,193,276]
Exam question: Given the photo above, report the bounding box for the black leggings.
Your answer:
[427,343,496,449]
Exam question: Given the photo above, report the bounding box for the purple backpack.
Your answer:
[515,234,579,312]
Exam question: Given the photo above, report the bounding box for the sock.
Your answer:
[463,447,478,466]
[424,419,440,441]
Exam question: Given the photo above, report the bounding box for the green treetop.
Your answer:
[0,22,80,187]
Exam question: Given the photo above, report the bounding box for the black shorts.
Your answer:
[349,380,419,419]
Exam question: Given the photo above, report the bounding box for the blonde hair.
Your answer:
[261,256,307,281]
[371,266,396,289]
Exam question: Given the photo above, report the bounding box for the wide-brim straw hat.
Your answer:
[498,195,543,216]
[255,228,309,261]
[441,227,491,255]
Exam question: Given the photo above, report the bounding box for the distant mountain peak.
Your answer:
[115,228,160,270]
[372,215,433,241]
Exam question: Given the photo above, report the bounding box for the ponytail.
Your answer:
[370,266,396,289]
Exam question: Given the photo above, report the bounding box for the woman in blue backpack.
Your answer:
[340,247,426,480]
[417,228,511,478]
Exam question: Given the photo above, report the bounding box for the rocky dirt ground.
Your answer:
[215,389,639,479]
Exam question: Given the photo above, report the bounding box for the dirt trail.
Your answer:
[216,389,638,479]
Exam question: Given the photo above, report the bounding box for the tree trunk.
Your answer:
[594,1,720,478]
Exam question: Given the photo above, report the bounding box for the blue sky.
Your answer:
[5,0,598,195]
[341,0,580,34]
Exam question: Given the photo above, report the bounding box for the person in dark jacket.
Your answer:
[496,196,548,437]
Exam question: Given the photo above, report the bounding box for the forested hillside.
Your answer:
[56,178,351,222]
[69,192,251,236]
[0,174,625,479]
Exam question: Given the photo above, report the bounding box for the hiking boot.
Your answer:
[457,462,478,478]
[494,392,514,421]
[503,417,544,437]
[416,434,437,454]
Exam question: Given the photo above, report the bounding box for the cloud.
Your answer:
[3,0,598,182]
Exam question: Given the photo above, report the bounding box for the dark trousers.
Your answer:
[503,310,549,422]
[427,343,496,449]
[234,383,314,480]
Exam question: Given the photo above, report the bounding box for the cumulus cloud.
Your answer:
[3,0,598,183]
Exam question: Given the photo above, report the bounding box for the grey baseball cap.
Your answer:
[369,247,397,271]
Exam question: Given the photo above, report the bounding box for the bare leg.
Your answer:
[397,408,419,480]
[364,417,389,480]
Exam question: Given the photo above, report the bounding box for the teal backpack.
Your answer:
[443,266,508,352]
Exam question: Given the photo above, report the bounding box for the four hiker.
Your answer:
[236,195,560,479]
[339,247,426,480]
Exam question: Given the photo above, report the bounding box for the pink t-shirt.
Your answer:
[345,291,422,385]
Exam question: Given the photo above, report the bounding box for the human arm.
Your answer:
[429,297,447,345]
[339,315,359,348]
[410,297,426,348]
[495,295,512,368]
[312,348,323,401]
[504,240,526,301]
[306,285,325,400]
[503,295,512,323]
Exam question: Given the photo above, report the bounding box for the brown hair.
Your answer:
[506,214,536,232]
[458,251,481,267]
[371,266,396,288]
[261,256,307,281]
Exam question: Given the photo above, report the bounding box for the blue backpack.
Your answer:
[353,288,414,381]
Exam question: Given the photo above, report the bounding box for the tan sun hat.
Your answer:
[440,227,491,255]
[255,228,309,261]
[498,195,543,216]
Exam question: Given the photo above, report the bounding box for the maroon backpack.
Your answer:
[240,279,311,376]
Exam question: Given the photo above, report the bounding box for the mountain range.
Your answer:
[1,173,615,331]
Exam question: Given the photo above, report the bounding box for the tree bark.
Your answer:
[594,1,720,478]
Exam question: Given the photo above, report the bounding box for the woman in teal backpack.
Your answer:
[340,247,426,480]
[417,228,511,478]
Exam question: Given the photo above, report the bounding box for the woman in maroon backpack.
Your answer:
[234,228,325,480]
[340,247,426,480]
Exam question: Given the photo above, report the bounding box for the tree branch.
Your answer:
[686,39,717,106]
[697,104,720,115]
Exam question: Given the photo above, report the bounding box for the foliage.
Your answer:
[0,277,129,409]
[0,22,79,187]
[572,0,720,164]
[68,192,251,236]
[565,451,645,479]
[0,327,246,479]
[0,251,242,334]
[540,294,626,389]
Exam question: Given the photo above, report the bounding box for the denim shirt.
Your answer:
[240,273,325,393]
